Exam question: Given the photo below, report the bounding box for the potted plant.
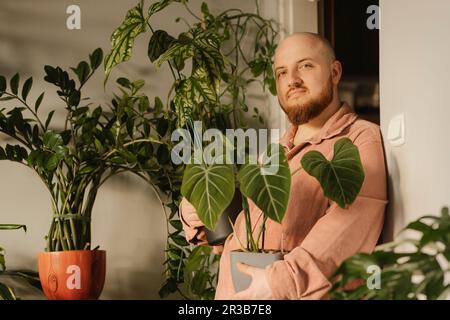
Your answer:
[0,224,41,300]
[103,0,278,298]
[329,206,450,300]
[0,48,157,299]
[180,136,365,292]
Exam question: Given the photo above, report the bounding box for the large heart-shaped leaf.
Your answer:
[301,137,364,208]
[104,1,147,82]
[181,159,235,231]
[237,143,291,223]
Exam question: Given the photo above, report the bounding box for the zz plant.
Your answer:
[0,48,158,252]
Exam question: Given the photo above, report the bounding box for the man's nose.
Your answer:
[288,70,303,88]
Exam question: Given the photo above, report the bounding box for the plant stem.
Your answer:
[182,0,201,21]
[242,196,257,252]
[257,215,268,252]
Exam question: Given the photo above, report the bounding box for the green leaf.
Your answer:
[132,79,145,91]
[181,160,235,230]
[148,0,179,17]
[79,165,95,175]
[0,251,5,271]
[0,282,17,300]
[172,234,189,247]
[184,246,209,274]
[173,67,218,127]
[0,75,6,94]
[10,73,19,95]
[0,96,15,101]
[21,77,33,101]
[191,271,208,295]
[404,220,433,235]
[71,61,90,84]
[45,110,55,129]
[34,92,45,112]
[156,144,170,164]
[116,77,131,89]
[169,219,182,230]
[1,270,42,291]
[148,30,176,62]
[238,143,291,223]
[201,2,210,15]
[89,48,103,70]
[104,1,147,83]
[0,224,26,232]
[43,131,63,150]
[301,138,364,208]
[249,59,266,77]
[45,154,59,171]
[155,39,195,69]
[156,31,224,81]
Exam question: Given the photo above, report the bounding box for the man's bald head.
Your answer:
[276,32,336,64]
[273,32,342,126]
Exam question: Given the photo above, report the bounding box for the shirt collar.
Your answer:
[280,102,358,151]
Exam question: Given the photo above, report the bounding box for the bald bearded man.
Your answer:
[180,32,388,300]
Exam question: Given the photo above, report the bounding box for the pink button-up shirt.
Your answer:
[180,102,388,299]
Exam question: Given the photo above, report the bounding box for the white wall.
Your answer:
[380,0,450,239]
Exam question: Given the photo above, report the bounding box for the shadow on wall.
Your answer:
[380,150,403,244]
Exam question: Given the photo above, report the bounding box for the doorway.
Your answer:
[318,0,380,124]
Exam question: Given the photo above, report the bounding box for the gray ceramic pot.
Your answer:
[230,251,283,292]
[205,189,242,245]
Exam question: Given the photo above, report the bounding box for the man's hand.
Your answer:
[231,262,274,300]
[180,198,204,228]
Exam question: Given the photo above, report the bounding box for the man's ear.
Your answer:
[331,60,342,85]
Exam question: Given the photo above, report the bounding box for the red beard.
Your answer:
[282,77,333,125]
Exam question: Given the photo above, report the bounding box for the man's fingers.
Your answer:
[196,229,207,241]
[188,219,204,228]
[236,262,255,277]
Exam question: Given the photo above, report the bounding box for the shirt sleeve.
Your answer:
[265,138,388,299]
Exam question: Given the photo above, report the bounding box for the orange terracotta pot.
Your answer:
[38,250,106,300]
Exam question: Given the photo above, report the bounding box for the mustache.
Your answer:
[287,86,308,98]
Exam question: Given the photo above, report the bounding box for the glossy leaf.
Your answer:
[148,30,176,62]
[173,67,218,127]
[301,138,364,208]
[0,75,6,93]
[0,282,17,300]
[21,77,33,101]
[10,73,19,95]
[0,224,26,232]
[34,92,44,112]
[238,143,291,223]
[89,48,103,70]
[148,0,179,16]
[181,159,235,230]
[104,1,147,82]
[71,61,90,84]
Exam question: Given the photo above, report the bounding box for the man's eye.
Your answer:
[277,71,287,78]
[300,64,312,69]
